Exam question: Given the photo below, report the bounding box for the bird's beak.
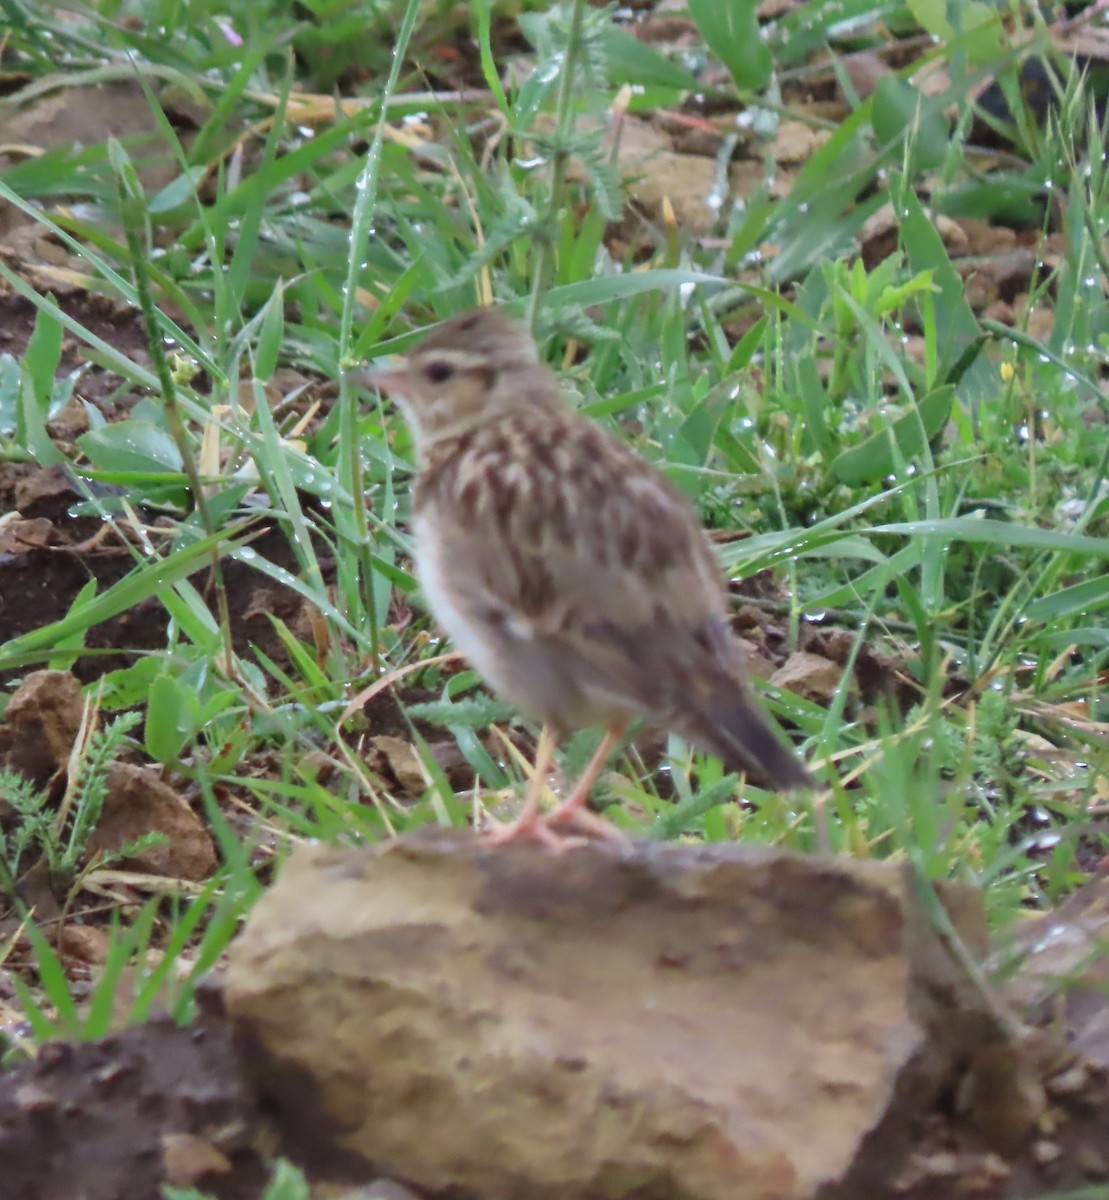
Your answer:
[346,356,412,395]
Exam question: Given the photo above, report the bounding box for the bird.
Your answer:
[353,307,814,846]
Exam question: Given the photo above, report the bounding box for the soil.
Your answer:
[0,463,333,690]
[0,996,267,1200]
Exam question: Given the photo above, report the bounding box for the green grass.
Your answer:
[0,0,1107,1050]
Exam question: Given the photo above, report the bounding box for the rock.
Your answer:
[995,875,1109,1072]
[225,830,999,1200]
[609,116,721,236]
[0,82,183,211]
[83,763,216,881]
[370,735,428,797]
[0,669,83,788]
[12,464,83,517]
[770,650,844,703]
[56,923,112,965]
[0,515,53,555]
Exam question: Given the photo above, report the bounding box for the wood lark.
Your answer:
[354,308,813,846]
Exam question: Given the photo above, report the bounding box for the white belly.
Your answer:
[413,515,515,695]
[413,514,628,729]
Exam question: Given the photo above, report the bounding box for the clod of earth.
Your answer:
[84,762,217,882]
[224,828,1034,1200]
[0,1010,265,1200]
[0,669,83,789]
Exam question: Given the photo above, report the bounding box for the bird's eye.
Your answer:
[425,361,454,384]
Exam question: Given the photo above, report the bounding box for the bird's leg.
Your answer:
[481,723,564,848]
[546,722,628,841]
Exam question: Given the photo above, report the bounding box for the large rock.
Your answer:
[225,830,999,1200]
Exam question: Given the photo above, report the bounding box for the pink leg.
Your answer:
[481,725,564,849]
[546,723,628,841]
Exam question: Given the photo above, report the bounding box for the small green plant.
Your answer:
[0,302,74,468]
[0,709,161,908]
[7,872,257,1056]
[0,769,57,896]
[57,709,159,893]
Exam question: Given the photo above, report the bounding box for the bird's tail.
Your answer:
[678,684,814,790]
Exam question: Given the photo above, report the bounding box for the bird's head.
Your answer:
[351,309,555,449]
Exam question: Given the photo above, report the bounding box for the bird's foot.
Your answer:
[479,805,624,849]
[546,803,627,843]
[480,808,568,850]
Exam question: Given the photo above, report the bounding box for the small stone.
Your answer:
[0,669,83,787]
[57,923,111,965]
[770,651,844,703]
[1032,1140,1062,1166]
[1046,1063,1089,1098]
[15,1082,56,1113]
[84,763,216,881]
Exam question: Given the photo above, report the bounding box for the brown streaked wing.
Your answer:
[420,409,725,582]
[418,409,734,718]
